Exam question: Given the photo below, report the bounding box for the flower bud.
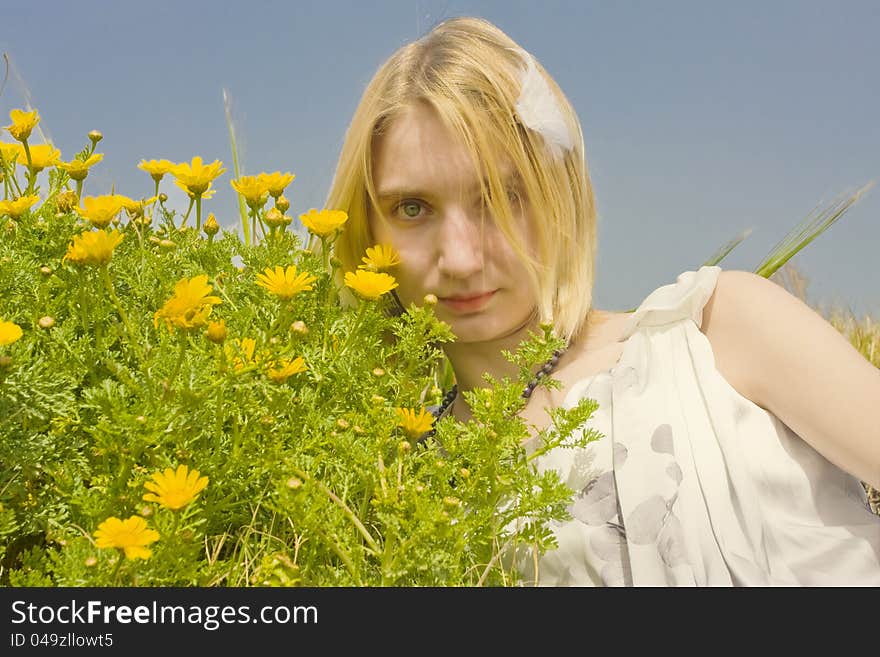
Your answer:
[148,235,162,245]
[275,195,290,213]
[139,505,153,518]
[38,316,55,329]
[290,320,308,336]
[336,418,350,429]
[370,394,386,404]
[0,355,12,370]
[423,293,438,306]
[264,207,286,228]
[443,496,461,509]
[55,190,79,214]
[459,468,470,480]
[84,556,98,568]
[205,320,227,344]
[203,213,220,236]
[372,367,385,377]
[39,266,52,276]
[158,239,176,250]
[88,130,103,145]
[158,193,168,203]
[398,440,411,454]
[286,477,303,490]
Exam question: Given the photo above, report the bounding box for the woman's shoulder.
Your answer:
[620,265,723,338]
[613,266,769,402]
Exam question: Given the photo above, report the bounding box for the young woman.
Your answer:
[326,16,880,585]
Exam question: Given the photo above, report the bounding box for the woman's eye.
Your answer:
[397,201,424,220]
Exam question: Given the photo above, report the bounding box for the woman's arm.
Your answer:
[702,269,880,489]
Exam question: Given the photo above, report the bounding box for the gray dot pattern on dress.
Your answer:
[626,495,670,544]
[656,513,689,567]
[650,424,675,455]
[571,471,618,526]
[613,442,628,467]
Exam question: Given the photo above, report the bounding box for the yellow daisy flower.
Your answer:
[5,109,40,142]
[230,175,269,210]
[224,337,259,370]
[142,464,209,511]
[205,319,227,344]
[0,320,23,346]
[94,516,159,560]
[57,153,104,182]
[174,178,216,201]
[121,195,157,219]
[298,208,348,237]
[154,275,223,332]
[18,144,61,172]
[257,171,295,199]
[395,406,435,440]
[344,270,398,301]
[0,195,40,219]
[0,141,20,165]
[267,357,307,384]
[359,244,401,272]
[138,158,175,182]
[63,230,124,267]
[171,156,226,197]
[255,265,318,301]
[77,195,127,228]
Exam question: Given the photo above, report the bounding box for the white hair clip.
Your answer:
[513,50,574,159]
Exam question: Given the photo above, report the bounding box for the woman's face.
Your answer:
[368,101,538,345]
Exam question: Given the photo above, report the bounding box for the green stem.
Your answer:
[289,465,380,556]
[7,164,23,197]
[336,300,368,359]
[100,266,143,363]
[180,197,194,229]
[195,194,202,232]
[75,179,83,201]
[110,553,125,584]
[21,141,36,195]
[166,336,188,394]
[320,237,335,358]
[151,179,160,215]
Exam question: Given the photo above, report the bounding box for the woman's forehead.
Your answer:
[372,107,517,197]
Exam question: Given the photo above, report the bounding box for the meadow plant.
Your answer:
[0,110,601,586]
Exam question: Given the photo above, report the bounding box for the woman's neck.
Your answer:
[440,313,542,421]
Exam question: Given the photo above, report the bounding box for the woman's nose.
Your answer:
[436,209,485,278]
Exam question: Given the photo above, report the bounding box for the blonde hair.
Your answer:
[326,16,598,342]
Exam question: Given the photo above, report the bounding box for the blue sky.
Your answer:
[2,0,878,315]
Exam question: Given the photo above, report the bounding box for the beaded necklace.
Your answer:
[432,344,569,422]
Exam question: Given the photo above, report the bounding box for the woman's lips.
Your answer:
[439,290,497,313]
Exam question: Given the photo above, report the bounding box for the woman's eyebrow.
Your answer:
[376,172,521,201]
[375,186,432,200]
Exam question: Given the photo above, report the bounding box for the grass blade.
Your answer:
[223,87,250,245]
[754,181,874,279]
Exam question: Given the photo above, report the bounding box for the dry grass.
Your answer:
[770,261,880,515]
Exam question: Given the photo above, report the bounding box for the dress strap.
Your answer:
[621,265,722,339]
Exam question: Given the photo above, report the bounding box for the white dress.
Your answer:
[515,265,880,586]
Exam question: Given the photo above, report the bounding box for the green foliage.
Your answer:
[0,145,599,586]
